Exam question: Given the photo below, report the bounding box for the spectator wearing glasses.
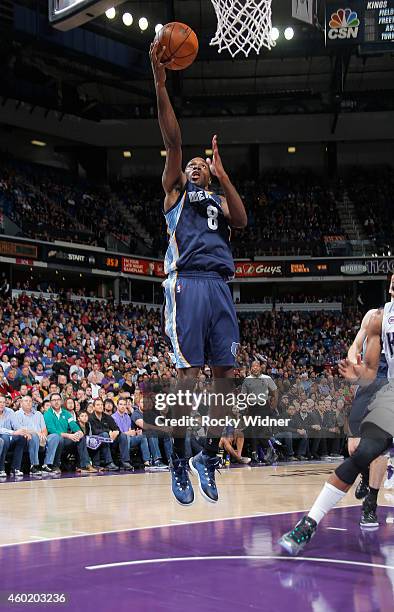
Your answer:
[44,393,94,473]
[12,395,61,476]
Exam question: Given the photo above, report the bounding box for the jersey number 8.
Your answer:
[207,205,219,231]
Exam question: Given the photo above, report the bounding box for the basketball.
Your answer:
[155,22,198,70]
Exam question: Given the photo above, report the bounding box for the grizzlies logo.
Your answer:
[231,342,240,357]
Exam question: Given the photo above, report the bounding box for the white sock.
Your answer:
[308,483,347,525]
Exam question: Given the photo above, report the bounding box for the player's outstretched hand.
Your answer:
[206,135,227,181]
[338,355,363,382]
[150,40,174,86]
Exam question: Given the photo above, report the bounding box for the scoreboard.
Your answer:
[361,0,394,53]
[325,0,394,53]
[49,0,126,30]
[288,262,330,276]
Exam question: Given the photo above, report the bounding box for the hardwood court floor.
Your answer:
[2,461,391,547]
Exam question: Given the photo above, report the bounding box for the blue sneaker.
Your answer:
[189,451,220,503]
[170,457,194,506]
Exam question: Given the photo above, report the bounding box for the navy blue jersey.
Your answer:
[164,180,234,277]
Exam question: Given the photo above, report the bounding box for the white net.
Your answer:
[209,0,274,58]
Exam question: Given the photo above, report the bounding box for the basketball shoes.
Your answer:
[278,516,317,556]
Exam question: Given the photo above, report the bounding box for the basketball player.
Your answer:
[150,41,247,505]
[347,301,389,527]
[278,302,394,555]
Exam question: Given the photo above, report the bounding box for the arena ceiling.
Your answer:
[1,0,394,125]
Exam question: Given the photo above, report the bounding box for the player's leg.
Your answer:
[348,387,373,499]
[189,365,234,502]
[360,454,388,527]
[350,379,389,499]
[348,436,370,499]
[169,367,200,506]
[162,275,206,505]
[279,423,392,555]
[189,278,239,503]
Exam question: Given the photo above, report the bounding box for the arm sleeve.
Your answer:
[0,425,13,434]
[240,379,249,395]
[62,410,79,433]
[10,413,20,430]
[69,420,80,433]
[130,410,143,428]
[267,377,278,392]
[107,415,120,432]
[43,411,54,433]
[39,412,46,430]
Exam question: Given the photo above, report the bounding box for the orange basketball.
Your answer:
[155,22,198,70]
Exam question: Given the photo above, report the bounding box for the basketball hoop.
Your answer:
[209,0,275,58]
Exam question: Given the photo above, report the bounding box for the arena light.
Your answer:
[160,150,167,157]
[284,27,294,40]
[31,139,46,147]
[288,146,296,154]
[123,150,132,158]
[122,12,133,26]
[270,27,280,42]
[139,17,148,31]
[155,23,163,35]
[105,7,116,19]
[205,148,213,156]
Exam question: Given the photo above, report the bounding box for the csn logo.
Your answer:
[328,8,360,40]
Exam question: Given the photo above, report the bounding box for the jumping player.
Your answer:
[278,302,394,555]
[150,41,247,506]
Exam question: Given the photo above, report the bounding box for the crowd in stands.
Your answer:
[0,158,140,251]
[114,172,345,258]
[12,279,102,300]
[0,156,373,258]
[230,172,343,257]
[0,294,359,477]
[1,156,393,258]
[347,165,394,253]
[240,294,344,304]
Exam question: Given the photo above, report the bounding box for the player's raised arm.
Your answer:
[347,308,377,364]
[150,41,186,200]
[207,135,247,229]
[339,311,383,386]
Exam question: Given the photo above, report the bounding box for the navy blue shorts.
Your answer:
[348,378,388,437]
[162,272,239,369]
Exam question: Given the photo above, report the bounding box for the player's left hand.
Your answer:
[206,135,227,181]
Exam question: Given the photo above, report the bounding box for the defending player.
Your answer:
[150,41,247,506]
[347,306,388,527]
[278,301,394,555]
